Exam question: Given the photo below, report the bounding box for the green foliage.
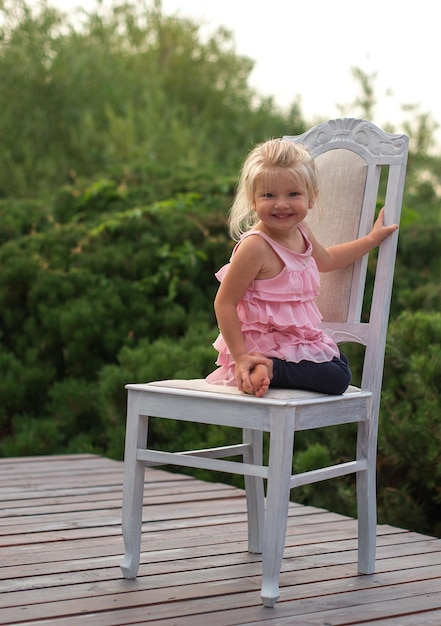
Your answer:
[393,224,441,315]
[0,198,52,244]
[0,183,231,449]
[292,437,357,518]
[0,414,61,457]
[98,324,220,460]
[0,323,220,458]
[0,349,55,431]
[0,0,301,197]
[379,311,441,535]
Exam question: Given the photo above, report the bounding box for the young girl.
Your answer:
[206,139,398,397]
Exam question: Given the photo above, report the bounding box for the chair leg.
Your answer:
[243,428,265,554]
[120,391,148,579]
[260,410,295,607]
[356,421,377,574]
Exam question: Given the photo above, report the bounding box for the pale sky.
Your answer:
[160,1,439,136]
[35,0,441,141]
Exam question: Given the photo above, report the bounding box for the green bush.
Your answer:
[98,324,220,460]
[0,0,301,197]
[378,311,441,535]
[0,179,231,456]
[393,224,441,315]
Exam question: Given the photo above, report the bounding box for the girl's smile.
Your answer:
[252,171,314,239]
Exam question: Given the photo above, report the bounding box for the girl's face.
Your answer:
[252,170,314,234]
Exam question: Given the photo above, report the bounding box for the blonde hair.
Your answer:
[228,138,319,240]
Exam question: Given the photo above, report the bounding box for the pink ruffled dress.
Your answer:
[206,227,340,386]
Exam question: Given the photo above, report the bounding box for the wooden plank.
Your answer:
[0,524,430,572]
[2,525,438,586]
[0,479,231,504]
[3,535,441,593]
[5,581,441,626]
[0,486,242,518]
[1,454,441,626]
[2,543,441,606]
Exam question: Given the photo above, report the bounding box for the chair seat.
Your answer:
[130,378,362,401]
[126,379,371,432]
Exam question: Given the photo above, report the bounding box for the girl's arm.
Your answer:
[214,236,271,392]
[306,207,398,272]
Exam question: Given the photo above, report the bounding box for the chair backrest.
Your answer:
[306,148,368,324]
[284,119,408,399]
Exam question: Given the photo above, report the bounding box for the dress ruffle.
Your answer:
[206,227,340,386]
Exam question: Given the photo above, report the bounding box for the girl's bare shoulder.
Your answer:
[233,231,271,257]
[233,232,283,279]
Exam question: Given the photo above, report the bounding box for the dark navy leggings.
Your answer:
[270,352,351,395]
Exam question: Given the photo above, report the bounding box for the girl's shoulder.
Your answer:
[232,230,274,256]
[238,229,272,244]
[238,227,312,257]
[216,231,275,283]
[238,229,291,248]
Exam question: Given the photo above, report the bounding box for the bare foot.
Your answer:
[248,363,271,397]
[238,352,273,397]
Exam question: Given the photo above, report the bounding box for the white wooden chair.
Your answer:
[120,118,408,607]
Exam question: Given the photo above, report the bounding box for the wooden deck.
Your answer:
[1,454,441,625]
